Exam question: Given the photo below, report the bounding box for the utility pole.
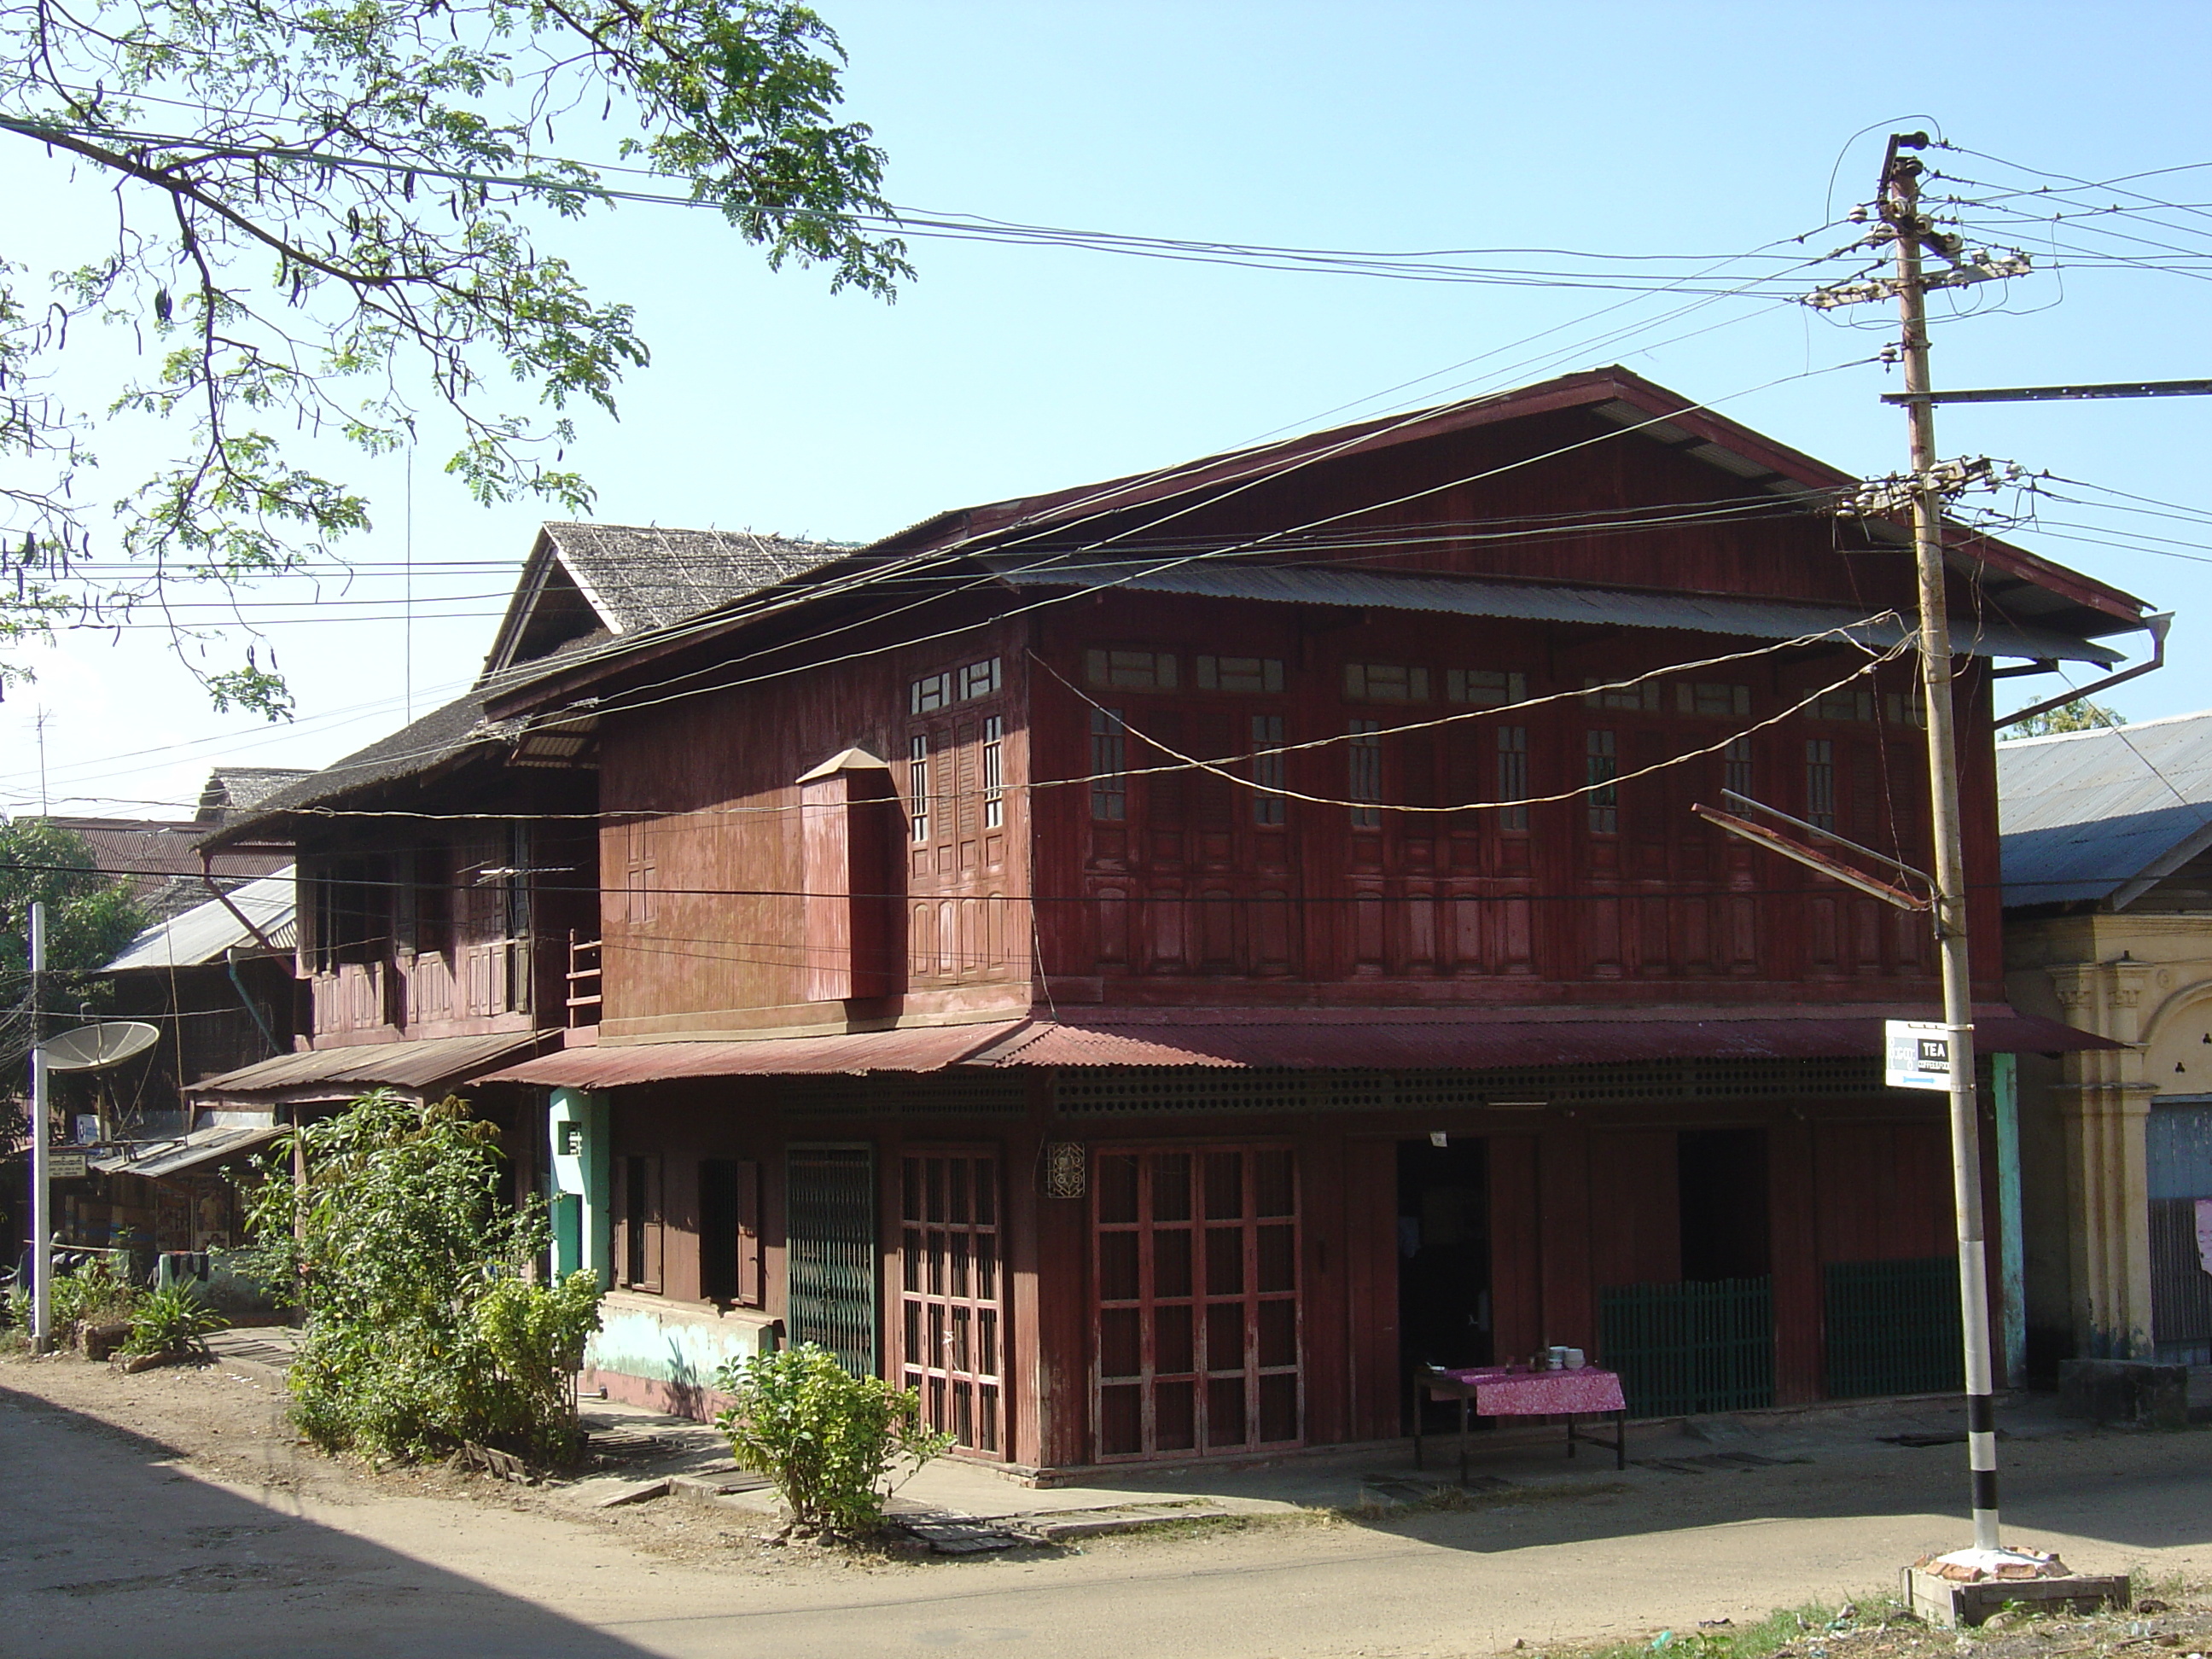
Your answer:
[33,706,49,816]
[1881,131,2000,1555]
[27,899,51,1353]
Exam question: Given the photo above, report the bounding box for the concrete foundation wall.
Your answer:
[581,1290,779,1421]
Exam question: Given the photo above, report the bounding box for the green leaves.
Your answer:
[0,819,150,997]
[244,1090,605,1462]
[1,0,905,707]
[713,1342,952,1537]
[123,1282,227,1359]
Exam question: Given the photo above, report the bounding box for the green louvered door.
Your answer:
[787,1145,877,1376]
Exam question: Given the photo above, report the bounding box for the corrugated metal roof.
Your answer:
[194,1031,545,1096]
[484,1023,1025,1087]
[963,1007,2113,1068]
[1998,710,2212,908]
[89,1124,282,1180]
[482,1007,2111,1086]
[104,866,295,972]
[986,557,2123,665]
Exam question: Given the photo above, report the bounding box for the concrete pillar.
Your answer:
[550,1087,613,1289]
[2049,959,2157,1357]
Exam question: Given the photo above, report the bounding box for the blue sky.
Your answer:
[9,1,2212,818]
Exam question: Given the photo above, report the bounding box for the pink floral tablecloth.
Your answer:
[1443,1366,1627,1417]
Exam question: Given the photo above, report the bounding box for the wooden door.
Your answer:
[1092,1145,1301,1460]
[897,1150,1009,1457]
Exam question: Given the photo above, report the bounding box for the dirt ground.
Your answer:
[5,1348,2210,1659]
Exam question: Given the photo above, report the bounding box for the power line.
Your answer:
[80,619,1901,828]
[1,112,1866,294]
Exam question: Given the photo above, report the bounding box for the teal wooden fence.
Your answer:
[1823,1256,1963,1398]
[1599,1277,1774,1417]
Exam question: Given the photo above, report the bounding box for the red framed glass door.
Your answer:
[898,1150,1008,1457]
[1092,1145,1301,1460]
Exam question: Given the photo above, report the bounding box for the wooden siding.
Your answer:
[1030,592,1988,1004]
[294,806,592,1047]
[593,610,1033,1039]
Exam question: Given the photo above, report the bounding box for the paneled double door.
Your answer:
[1091,1144,1303,1460]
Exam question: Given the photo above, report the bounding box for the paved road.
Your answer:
[4,1378,2208,1659]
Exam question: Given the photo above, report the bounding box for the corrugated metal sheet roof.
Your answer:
[483,1023,1025,1087]
[195,1031,544,1096]
[987,558,2125,666]
[482,1007,2111,1086]
[89,1124,282,1180]
[963,1008,2113,1068]
[104,867,295,972]
[1998,710,2212,908]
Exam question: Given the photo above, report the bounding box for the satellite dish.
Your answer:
[38,1022,160,1072]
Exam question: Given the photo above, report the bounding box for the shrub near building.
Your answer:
[245,1091,602,1463]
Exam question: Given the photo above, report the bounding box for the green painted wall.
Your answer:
[549,1087,611,1288]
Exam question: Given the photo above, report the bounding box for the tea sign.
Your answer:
[1884,1020,1953,1091]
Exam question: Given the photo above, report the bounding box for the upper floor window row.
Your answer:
[1087,648,1179,692]
[1582,678,1757,717]
[1807,685,1926,727]
[1086,649,1291,696]
[911,656,1002,714]
[1344,663,1528,707]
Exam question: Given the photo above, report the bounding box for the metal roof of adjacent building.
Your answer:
[193,1031,547,1098]
[1998,710,2212,909]
[89,1123,284,1181]
[104,865,295,972]
[986,556,2123,665]
[33,814,289,920]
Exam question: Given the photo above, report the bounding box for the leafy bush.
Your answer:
[123,1284,227,1359]
[714,1344,952,1538]
[243,1090,602,1464]
[49,1256,143,1336]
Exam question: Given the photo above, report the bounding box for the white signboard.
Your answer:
[1885,1020,1953,1091]
[48,1150,89,1179]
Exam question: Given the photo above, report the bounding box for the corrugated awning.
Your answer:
[986,556,2128,666]
[89,1124,283,1180]
[193,1031,547,1097]
[480,1007,2114,1088]
[104,866,297,972]
[962,1006,2116,1068]
[481,1022,1025,1087]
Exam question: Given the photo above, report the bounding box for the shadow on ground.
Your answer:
[0,1381,660,1659]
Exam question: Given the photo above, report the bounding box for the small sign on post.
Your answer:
[47,1150,89,1179]
[1885,1020,1953,1091]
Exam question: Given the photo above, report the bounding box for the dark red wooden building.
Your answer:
[463,369,2143,1474]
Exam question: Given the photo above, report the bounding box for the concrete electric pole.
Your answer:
[1880,130,2000,1555]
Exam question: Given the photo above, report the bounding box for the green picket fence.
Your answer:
[1823,1256,1963,1398]
[1599,1277,1775,1417]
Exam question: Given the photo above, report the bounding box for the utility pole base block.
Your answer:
[1902,1552,2129,1627]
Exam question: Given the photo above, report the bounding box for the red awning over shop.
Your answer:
[481,1005,2114,1086]
[960,1006,2116,1069]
